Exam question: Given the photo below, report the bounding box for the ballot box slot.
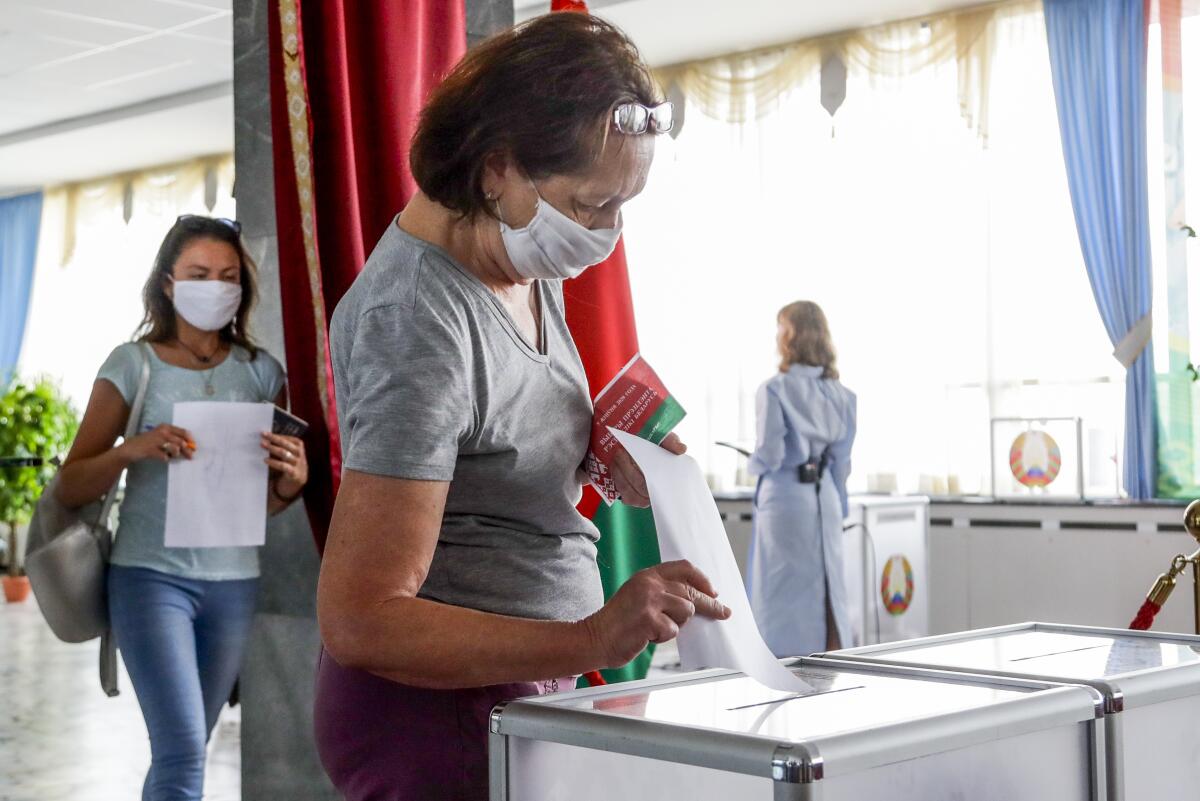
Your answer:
[726,685,866,711]
[1009,645,1109,663]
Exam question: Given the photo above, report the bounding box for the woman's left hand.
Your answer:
[262,432,308,497]
[611,432,686,508]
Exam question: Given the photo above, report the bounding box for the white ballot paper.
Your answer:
[165,402,274,548]
[610,428,813,693]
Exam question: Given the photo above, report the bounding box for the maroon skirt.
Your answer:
[314,648,571,801]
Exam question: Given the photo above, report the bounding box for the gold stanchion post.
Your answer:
[1140,500,1200,634]
[1187,501,1200,635]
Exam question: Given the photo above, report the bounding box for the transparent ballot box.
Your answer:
[827,622,1200,801]
[488,657,1106,801]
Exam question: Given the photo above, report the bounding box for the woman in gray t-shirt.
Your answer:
[56,216,309,801]
[314,14,730,801]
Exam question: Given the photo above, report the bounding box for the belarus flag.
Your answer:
[553,0,664,684]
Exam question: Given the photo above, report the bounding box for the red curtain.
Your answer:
[268,1,467,549]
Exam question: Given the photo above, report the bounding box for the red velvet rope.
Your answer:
[1129,599,1162,631]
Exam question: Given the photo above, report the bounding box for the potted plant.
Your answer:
[0,377,79,603]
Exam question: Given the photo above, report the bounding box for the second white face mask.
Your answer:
[498,190,622,281]
[172,280,242,332]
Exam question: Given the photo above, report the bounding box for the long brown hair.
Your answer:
[778,301,838,379]
[134,216,259,358]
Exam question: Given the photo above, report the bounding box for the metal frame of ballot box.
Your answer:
[488,658,1108,801]
[824,622,1200,801]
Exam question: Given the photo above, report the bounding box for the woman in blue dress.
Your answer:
[747,301,857,658]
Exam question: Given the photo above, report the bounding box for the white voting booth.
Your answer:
[715,493,931,648]
[843,496,930,647]
[828,622,1200,801]
[489,656,1106,801]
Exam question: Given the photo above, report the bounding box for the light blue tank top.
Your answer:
[97,342,286,580]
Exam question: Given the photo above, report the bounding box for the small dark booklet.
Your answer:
[272,405,309,438]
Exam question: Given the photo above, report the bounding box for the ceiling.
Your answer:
[0,0,1043,195]
[0,0,233,194]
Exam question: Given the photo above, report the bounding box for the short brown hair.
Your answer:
[410,12,661,218]
[778,301,838,379]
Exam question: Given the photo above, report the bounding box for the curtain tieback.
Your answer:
[1113,311,1152,369]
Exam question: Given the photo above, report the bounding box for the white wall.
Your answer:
[928,502,1197,636]
[717,497,1200,638]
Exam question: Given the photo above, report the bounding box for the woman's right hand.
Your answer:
[582,560,732,669]
[119,424,196,463]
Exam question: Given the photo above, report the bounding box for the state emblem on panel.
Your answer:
[1009,430,1062,488]
[880,554,914,616]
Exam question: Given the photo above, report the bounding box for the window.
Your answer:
[622,7,1122,496]
[1147,11,1200,499]
[19,159,236,412]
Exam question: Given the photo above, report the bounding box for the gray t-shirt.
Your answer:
[98,342,286,580]
[329,221,603,622]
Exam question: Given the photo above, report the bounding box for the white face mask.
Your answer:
[498,188,622,281]
[171,279,242,332]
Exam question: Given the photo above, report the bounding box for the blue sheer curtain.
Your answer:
[1044,0,1156,498]
[0,191,43,384]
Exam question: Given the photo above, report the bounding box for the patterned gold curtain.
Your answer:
[655,0,1041,143]
[42,154,234,267]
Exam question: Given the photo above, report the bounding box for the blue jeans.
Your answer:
[108,565,259,801]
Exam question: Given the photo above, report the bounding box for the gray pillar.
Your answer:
[233,1,335,799]
[232,2,513,799]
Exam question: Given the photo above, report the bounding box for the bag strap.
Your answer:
[96,343,152,527]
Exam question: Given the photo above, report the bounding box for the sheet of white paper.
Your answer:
[165,402,274,548]
[610,428,813,693]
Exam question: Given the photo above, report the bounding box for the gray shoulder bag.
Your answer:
[25,343,152,697]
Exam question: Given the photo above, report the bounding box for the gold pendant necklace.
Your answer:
[176,338,220,396]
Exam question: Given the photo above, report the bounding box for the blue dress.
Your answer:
[746,364,857,658]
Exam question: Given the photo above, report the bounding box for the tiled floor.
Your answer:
[0,592,686,801]
[1,598,239,801]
